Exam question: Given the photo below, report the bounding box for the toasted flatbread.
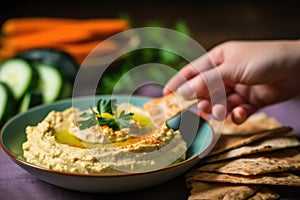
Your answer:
[198,149,300,175]
[189,172,300,186]
[204,136,300,163]
[187,181,260,200]
[221,112,282,135]
[144,92,198,127]
[248,187,280,200]
[208,126,293,156]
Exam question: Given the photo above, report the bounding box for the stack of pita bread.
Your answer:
[144,93,300,199]
[186,113,300,200]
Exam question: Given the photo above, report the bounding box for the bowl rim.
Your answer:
[0,95,215,178]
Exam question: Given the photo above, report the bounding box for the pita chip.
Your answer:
[188,181,260,200]
[208,126,293,156]
[144,92,198,127]
[190,172,300,187]
[221,112,282,135]
[198,149,300,175]
[204,136,300,163]
[248,187,280,200]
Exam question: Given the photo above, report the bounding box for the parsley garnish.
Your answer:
[79,99,133,130]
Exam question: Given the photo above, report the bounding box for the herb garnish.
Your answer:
[79,99,133,131]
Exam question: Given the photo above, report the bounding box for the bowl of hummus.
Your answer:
[0,95,215,193]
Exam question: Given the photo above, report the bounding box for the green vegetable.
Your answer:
[0,82,16,126]
[18,91,43,113]
[0,48,78,127]
[0,58,37,101]
[16,48,78,84]
[35,63,64,104]
[79,99,133,130]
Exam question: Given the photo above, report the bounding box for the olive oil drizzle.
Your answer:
[54,130,141,149]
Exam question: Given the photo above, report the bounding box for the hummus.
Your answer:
[22,104,187,174]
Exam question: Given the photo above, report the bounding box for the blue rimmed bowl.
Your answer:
[0,95,215,193]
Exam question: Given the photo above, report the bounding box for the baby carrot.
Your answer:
[58,40,118,65]
[1,17,79,36]
[1,17,129,37]
[78,19,129,37]
[1,26,93,53]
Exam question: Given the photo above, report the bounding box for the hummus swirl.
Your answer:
[22,107,187,174]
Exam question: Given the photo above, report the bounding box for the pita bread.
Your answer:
[198,149,300,175]
[143,92,198,127]
[204,136,300,163]
[190,172,300,186]
[221,112,282,135]
[208,126,293,156]
[187,181,260,200]
[248,187,280,200]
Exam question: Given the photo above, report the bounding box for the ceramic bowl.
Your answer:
[0,95,215,193]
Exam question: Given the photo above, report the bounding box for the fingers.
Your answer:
[198,99,211,113]
[198,92,258,124]
[231,104,257,124]
[177,73,208,99]
[163,52,216,95]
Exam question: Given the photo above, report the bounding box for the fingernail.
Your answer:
[232,109,246,124]
[177,83,197,99]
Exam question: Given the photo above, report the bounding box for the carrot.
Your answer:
[1,17,79,36]
[1,26,93,53]
[1,17,129,37]
[58,40,118,65]
[0,17,130,62]
[78,19,129,37]
[0,45,15,60]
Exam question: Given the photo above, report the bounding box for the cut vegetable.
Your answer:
[19,91,43,113]
[0,82,16,126]
[1,17,79,35]
[17,48,78,83]
[0,58,36,100]
[1,26,92,53]
[1,17,129,36]
[36,64,63,104]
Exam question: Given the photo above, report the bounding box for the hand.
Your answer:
[163,40,300,123]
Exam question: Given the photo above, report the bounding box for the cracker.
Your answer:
[204,136,300,163]
[143,92,198,127]
[198,149,300,175]
[248,187,280,200]
[188,181,260,200]
[208,126,293,156]
[190,172,300,186]
[222,112,282,135]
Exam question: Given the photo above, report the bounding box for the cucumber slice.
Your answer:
[0,82,16,126]
[19,91,43,113]
[36,64,63,104]
[0,58,35,100]
[60,81,72,99]
[16,48,79,83]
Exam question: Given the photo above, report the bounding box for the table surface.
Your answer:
[1,96,300,200]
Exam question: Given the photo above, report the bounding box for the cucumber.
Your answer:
[19,91,43,113]
[60,81,72,99]
[0,82,16,126]
[0,58,36,101]
[36,63,64,104]
[16,48,79,83]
